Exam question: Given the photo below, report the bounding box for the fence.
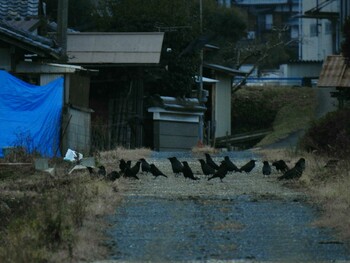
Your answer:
[233,77,318,87]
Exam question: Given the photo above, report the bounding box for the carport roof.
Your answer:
[66,32,164,65]
[318,55,350,88]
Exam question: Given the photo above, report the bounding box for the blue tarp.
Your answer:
[0,70,63,158]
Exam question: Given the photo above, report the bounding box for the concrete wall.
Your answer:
[62,107,91,154]
[280,62,322,78]
[40,73,91,155]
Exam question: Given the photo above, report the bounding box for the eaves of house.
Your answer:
[0,0,62,60]
[0,20,62,59]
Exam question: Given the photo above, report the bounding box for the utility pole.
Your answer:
[198,0,204,144]
[57,0,68,61]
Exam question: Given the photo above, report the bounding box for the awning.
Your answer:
[195,76,219,83]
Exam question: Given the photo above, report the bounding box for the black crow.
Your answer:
[239,160,256,173]
[130,161,141,175]
[223,156,240,172]
[182,161,200,180]
[262,161,272,176]
[272,160,289,173]
[208,162,228,182]
[98,165,106,177]
[198,159,215,177]
[140,158,151,174]
[86,166,95,175]
[150,164,168,178]
[107,171,120,181]
[278,158,305,180]
[124,166,140,180]
[205,153,219,170]
[119,159,127,172]
[168,157,184,176]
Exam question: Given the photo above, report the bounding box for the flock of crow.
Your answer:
[90,153,306,183]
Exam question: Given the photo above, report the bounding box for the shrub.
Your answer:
[300,109,350,158]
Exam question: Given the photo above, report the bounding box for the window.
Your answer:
[265,14,273,30]
[325,21,332,35]
[310,23,317,37]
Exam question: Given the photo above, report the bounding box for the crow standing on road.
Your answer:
[205,153,219,170]
[239,160,256,173]
[198,159,216,177]
[140,158,151,174]
[107,170,120,181]
[272,160,289,173]
[124,166,140,180]
[223,156,240,172]
[98,165,106,177]
[130,161,141,175]
[168,157,184,176]
[119,159,127,172]
[150,164,168,178]
[182,161,200,180]
[208,162,228,182]
[262,161,272,176]
[278,158,306,180]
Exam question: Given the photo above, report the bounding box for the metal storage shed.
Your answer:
[147,96,206,151]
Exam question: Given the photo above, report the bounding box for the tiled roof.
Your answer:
[0,0,39,19]
[0,0,62,59]
[0,0,40,32]
[0,19,62,59]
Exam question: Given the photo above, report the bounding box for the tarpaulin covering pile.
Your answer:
[0,70,63,158]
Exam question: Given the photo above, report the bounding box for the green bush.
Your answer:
[300,109,350,158]
[232,88,278,133]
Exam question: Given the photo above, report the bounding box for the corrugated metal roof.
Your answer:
[66,32,164,64]
[318,55,350,88]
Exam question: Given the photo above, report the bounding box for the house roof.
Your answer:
[0,0,62,59]
[318,55,350,88]
[204,63,248,76]
[0,19,62,59]
[0,0,38,19]
[66,32,164,65]
[0,0,40,31]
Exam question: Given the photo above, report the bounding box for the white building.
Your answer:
[300,0,340,61]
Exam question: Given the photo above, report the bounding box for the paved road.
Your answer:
[96,89,344,262]
[99,154,350,262]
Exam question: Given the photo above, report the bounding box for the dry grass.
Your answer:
[97,146,152,166]
[49,177,125,262]
[257,148,350,241]
[0,163,127,263]
[191,145,219,156]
